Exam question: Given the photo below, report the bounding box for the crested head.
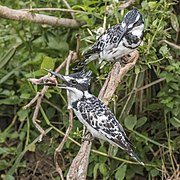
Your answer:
[68,70,92,86]
[122,7,144,29]
[62,70,92,92]
[44,69,92,93]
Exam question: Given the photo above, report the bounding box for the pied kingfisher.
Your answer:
[74,7,144,69]
[43,69,144,165]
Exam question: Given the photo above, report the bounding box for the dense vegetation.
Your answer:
[0,0,179,179]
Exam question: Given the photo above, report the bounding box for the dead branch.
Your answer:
[119,0,136,10]
[98,50,139,105]
[0,5,82,28]
[158,39,180,50]
[24,51,77,141]
[66,133,92,180]
[67,50,139,180]
[106,0,136,14]
[54,51,75,179]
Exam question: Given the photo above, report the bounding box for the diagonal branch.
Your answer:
[54,51,76,180]
[67,50,139,179]
[0,5,82,28]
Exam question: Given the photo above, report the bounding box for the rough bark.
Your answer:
[0,5,81,28]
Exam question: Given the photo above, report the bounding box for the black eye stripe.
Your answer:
[71,79,77,84]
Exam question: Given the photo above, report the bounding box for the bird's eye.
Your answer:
[71,79,76,84]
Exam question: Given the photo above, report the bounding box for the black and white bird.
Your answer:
[74,7,144,69]
[43,69,144,165]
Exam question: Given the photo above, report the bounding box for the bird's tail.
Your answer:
[128,150,144,166]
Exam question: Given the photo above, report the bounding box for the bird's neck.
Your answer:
[67,90,92,109]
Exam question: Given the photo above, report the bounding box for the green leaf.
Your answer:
[135,66,140,75]
[124,115,137,130]
[159,45,169,57]
[17,109,30,122]
[99,163,108,176]
[148,1,157,9]
[150,168,159,177]
[0,47,17,69]
[46,107,56,119]
[115,164,127,180]
[170,14,179,32]
[108,144,118,157]
[135,117,147,129]
[40,56,55,70]
[93,163,99,180]
[20,93,31,99]
[0,160,10,171]
[1,174,15,180]
[170,117,180,128]
[27,143,36,152]
[170,83,179,91]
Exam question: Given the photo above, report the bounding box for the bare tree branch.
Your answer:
[98,50,139,104]
[23,51,77,142]
[67,50,139,179]
[54,51,76,179]
[119,0,136,10]
[0,5,82,28]
[159,39,180,50]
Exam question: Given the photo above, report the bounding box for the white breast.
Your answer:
[73,108,107,141]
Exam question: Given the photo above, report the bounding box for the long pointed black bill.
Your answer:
[38,83,57,86]
[43,68,65,80]
[38,83,66,88]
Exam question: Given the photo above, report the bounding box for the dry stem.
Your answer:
[54,51,75,179]
[24,51,77,141]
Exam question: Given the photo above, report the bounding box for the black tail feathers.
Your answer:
[129,150,144,166]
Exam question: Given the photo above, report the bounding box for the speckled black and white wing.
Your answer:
[72,95,144,165]
[73,8,144,70]
[84,23,125,60]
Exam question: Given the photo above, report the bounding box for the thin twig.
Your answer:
[62,0,75,19]
[76,34,81,55]
[159,39,180,50]
[0,5,82,28]
[21,8,89,14]
[23,92,41,109]
[31,86,49,141]
[24,53,74,141]
[106,0,136,14]
[118,77,165,104]
[119,0,136,10]
[54,51,75,179]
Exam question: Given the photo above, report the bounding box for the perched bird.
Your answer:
[43,69,144,165]
[74,7,144,69]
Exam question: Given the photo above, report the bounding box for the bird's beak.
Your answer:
[43,69,68,88]
[44,69,66,81]
[40,83,67,88]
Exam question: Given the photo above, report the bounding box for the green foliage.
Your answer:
[0,0,179,179]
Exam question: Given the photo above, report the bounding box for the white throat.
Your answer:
[66,88,84,109]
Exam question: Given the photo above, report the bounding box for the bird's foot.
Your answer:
[81,132,94,143]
